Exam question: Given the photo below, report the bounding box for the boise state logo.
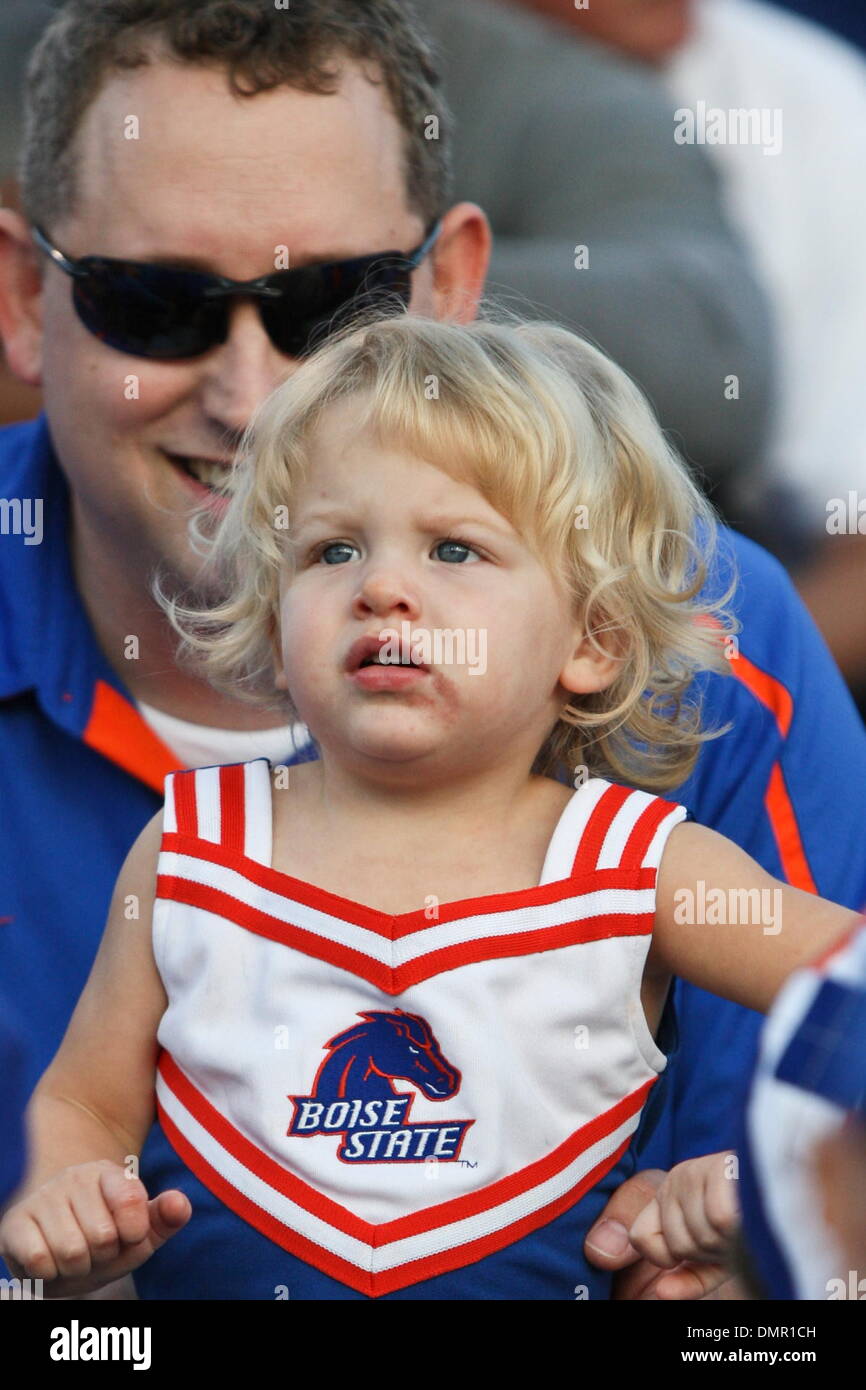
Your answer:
[287,1009,474,1163]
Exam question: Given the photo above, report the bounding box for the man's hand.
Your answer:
[584,1164,746,1300]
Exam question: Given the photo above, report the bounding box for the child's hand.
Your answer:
[626,1151,740,1299]
[0,1159,191,1298]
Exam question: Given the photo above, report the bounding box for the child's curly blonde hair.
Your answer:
[155,310,739,791]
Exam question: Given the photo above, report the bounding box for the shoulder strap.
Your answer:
[569,781,690,877]
[538,778,611,884]
[161,758,273,866]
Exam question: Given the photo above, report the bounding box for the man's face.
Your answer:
[36,54,447,591]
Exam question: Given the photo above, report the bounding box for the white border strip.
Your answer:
[157,850,654,969]
[156,1066,641,1276]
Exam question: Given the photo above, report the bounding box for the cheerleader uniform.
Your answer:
[134,757,690,1300]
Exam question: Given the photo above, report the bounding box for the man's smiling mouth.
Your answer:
[162,449,233,491]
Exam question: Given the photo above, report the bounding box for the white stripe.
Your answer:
[539,778,611,882]
[156,1069,372,1268]
[243,759,273,866]
[596,788,655,869]
[157,850,654,968]
[156,1066,641,1275]
[195,766,222,845]
[372,1111,638,1269]
[163,773,178,834]
[642,805,689,870]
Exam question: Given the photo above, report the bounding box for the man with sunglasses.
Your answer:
[2,0,866,1304]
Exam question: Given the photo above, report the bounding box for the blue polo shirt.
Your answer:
[3,414,866,1292]
[0,994,28,1207]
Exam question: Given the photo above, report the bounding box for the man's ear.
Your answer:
[0,207,46,386]
[424,201,491,325]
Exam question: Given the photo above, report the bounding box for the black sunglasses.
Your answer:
[31,220,442,361]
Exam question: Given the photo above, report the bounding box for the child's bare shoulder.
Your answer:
[124,805,165,872]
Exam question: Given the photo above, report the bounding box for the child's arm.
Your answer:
[0,809,189,1297]
[651,821,860,1012]
[626,1151,742,1300]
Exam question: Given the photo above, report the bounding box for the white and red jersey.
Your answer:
[152,758,688,1298]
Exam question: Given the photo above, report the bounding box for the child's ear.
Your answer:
[559,620,625,697]
[268,614,289,692]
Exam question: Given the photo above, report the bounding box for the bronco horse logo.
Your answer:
[287,1009,474,1163]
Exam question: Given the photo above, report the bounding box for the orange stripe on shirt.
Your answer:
[700,618,814,891]
[728,650,794,739]
[725,652,815,893]
[83,678,180,794]
[764,762,818,895]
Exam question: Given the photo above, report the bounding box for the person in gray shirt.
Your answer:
[421,0,774,512]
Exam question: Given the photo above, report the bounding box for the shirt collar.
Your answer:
[0,413,180,790]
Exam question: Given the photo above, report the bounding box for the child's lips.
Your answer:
[348,663,431,691]
[345,632,430,673]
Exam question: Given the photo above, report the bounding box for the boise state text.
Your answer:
[289,1093,474,1162]
[287,1009,474,1163]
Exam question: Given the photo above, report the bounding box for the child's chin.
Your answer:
[346,732,451,763]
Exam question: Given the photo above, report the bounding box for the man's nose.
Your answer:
[198,299,297,435]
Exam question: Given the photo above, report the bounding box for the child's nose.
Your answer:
[352,568,422,620]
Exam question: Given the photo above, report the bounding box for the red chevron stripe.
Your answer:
[156,1049,654,1295]
[157,1095,638,1297]
[159,830,657,935]
[155,870,654,991]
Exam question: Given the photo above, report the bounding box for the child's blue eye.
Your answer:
[435,539,478,563]
[317,542,356,565]
[311,538,481,565]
